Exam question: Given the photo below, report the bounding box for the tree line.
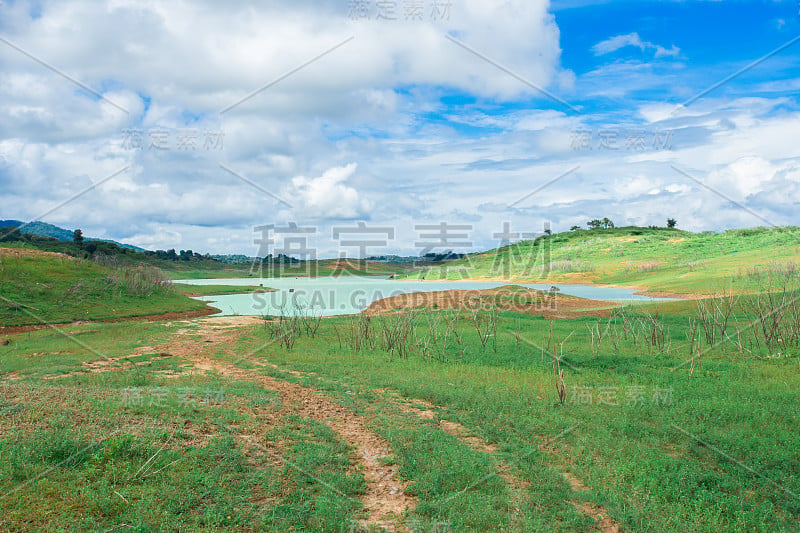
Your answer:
[570,218,677,231]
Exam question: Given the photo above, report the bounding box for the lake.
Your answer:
[173,277,673,317]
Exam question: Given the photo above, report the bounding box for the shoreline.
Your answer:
[394,276,699,300]
[200,272,696,299]
[0,305,221,335]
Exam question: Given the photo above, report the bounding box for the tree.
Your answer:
[587,219,602,229]
[73,229,84,246]
[0,227,22,242]
[601,217,614,229]
[570,225,581,231]
[667,218,677,229]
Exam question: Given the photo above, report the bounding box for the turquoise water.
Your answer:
[174,277,672,317]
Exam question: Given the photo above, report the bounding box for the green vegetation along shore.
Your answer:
[402,226,800,295]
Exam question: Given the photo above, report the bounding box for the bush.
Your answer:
[549,259,595,273]
[623,261,661,273]
[112,266,173,297]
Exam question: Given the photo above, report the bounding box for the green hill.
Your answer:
[0,246,212,327]
[0,220,144,250]
[402,226,800,295]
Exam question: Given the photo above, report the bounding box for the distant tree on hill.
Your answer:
[73,229,84,246]
[667,218,677,228]
[0,227,22,242]
[570,225,581,231]
[588,218,614,229]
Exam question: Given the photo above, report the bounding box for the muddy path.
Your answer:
[155,317,416,532]
[179,318,620,532]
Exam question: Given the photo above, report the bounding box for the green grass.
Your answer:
[0,246,210,326]
[3,229,800,531]
[230,302,800,532]
[0,321,180,377]
[0,321,366,531]
[401,226,800,295]
[3,302,800,531]
[158,267,256,279]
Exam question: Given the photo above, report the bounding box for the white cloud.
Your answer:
[1,1,799,254]
[127,227,183,249]
[285,163,373,220]
[592,32,680,59]
[706,156,778,198]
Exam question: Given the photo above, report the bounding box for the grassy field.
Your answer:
[1,228,799,531]
[0,246,212,326]
[402,226,800,295]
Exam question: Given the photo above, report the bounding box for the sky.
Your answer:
[1,0,800,258]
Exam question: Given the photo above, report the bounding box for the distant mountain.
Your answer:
[0,220,24,229]
[0,220,145,251]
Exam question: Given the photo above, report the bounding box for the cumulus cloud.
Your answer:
[0,1,797,254]
[127,227,183,249]
[0,0,573,251]
[285,163,372,220]
[592,32,680,59]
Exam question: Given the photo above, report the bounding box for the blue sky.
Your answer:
[1,0,799,256]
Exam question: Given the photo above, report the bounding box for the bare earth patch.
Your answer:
[0,247,71,260]
[364,286,616,319]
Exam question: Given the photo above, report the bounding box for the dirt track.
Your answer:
[152,317,415,532]
[382,388,620,533]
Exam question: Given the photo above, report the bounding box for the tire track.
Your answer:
[380,389,621,532]
[164,318,416,532]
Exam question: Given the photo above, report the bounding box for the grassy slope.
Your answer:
[402,226,800,294]
[8,235,410,280]
[254,312,800,532]
[162,259,408,280]
[2,305,798,531]
[0,322,363,532]
[0,245,209,326]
